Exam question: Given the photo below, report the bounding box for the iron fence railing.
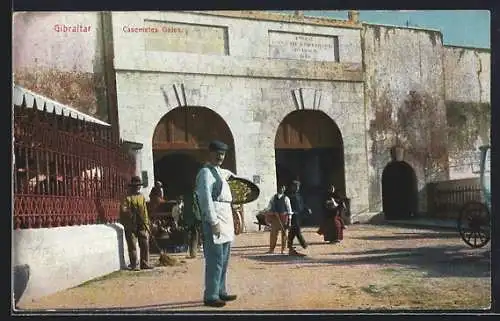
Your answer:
[427,182,481,220]
[13,100,135,229]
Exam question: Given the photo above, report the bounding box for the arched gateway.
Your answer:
[152,106,236,200]
[275,110,345,226]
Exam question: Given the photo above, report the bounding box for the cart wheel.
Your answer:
[457,201,490,248]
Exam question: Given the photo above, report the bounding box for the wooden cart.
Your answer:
[457,145,491,248]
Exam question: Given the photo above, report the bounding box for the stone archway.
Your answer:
[274,110,345,226]
[152,106,236,200]
[382,161,418,220]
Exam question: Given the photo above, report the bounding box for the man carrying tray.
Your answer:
[195,140,238,308]
[264,184,293,254]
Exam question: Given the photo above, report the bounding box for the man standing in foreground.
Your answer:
[195,140,237,308]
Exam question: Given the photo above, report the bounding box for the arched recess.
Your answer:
[275,110,345,226]
[382,161,418,220]
[152,106,236,200]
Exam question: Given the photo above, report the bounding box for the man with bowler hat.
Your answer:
[195,140,238,307]
[120,176,153,270]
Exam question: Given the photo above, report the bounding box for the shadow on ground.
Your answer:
[13,264,30,308]
[16,300,206,312]
[350,231,459,241]
[231,245,270,251]
[245,244,490,279]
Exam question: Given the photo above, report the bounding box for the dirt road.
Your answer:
[19,224,491,311]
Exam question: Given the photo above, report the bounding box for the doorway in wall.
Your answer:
[152,106,236,200]
[274,110,345,226]
[382,161,418,220]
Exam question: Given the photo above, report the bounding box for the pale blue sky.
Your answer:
[272,10,490,49]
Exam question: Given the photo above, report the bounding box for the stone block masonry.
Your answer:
[115,72,369,231]
[112,11,368,231]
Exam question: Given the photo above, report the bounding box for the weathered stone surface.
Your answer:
[112,11,362,64]
[115,72,368,231]
[143,20,228,55]
[446,101,490,179]
[268,31,338,61]
[12,12,108,120]
[114,51,363,82]
[188,10,363,29]
[444,47,490,103]
[444,47,491,179]
[14,68,105,118]
[362,24,451,213]
[111,11,367,231]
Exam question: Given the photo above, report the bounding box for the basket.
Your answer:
[228,177,260,205]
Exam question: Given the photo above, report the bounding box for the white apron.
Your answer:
[212,167,235,244]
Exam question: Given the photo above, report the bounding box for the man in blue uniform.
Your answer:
[195,140,238,308]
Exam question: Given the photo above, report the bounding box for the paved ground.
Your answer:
[19,224,491,311]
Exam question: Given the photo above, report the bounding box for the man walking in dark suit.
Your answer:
[286,180,311,256]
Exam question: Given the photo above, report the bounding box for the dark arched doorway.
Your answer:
[382,161,418,220]
[275,110,345,226]
[153,153,201,200]
[152,106,236,200]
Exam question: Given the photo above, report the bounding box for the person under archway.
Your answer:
[263,184,293,254]
[149,181,165,213]
[171,195,184,226]
[287,180,311,256]
[317,184,346,243]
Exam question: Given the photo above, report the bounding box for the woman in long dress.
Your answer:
[317,185,346,243]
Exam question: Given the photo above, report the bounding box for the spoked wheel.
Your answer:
[457,201,491,248]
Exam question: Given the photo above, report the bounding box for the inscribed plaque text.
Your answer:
[269,31,339,62]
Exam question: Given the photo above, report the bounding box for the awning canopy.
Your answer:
[12,84,111,127]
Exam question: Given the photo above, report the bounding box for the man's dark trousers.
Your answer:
[288,214,307,249]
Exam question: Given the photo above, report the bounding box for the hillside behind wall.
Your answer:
[362,24,449,213]
[12,12,109,121]
[443,46,491,179]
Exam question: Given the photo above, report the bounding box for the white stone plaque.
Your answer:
[269,31,338,62]
[144,20,228,55]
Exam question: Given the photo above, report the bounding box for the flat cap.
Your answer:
[208,140,229,152]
